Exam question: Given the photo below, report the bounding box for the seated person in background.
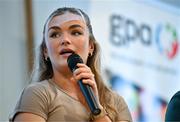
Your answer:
[165,91,180,121]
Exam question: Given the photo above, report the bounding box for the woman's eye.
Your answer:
[71,31,82,36]
[50,32,60,38]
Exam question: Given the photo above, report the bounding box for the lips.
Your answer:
[59,48,74,55]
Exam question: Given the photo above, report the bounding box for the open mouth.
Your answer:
[60,49,74,56]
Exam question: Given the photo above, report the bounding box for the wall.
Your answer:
[0,0,28,120]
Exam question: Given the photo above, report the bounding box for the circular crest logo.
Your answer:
[155,23,179,59]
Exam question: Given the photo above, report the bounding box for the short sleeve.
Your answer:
[9,84,49,121]
[115,94,132,122]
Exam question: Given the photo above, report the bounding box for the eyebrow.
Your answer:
[48,24,84,32]
[48,26,60,32]
[69,24,84,29]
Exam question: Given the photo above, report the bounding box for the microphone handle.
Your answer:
[78,80,101,115]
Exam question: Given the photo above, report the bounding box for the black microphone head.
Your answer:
[67,53,83,72]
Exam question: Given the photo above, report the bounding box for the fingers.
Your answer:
[73,63,93,78]
[74,63,92,74]
[73,63,100,103]
[82,79,96,88]
[73,63,95,86]
[75,72,94,80]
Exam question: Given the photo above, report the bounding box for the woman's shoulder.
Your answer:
[106,90,132,121]
[9,80,52,121]
[106,89,128,109]
[26,79,53,91]
[109,89,125,102]
[18,79,57,106]
[22,79,56,98]
[28,79,50,87]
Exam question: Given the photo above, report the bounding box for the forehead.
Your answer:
[48,12,86,27]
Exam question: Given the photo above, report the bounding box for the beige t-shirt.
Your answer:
[9,79,132,122]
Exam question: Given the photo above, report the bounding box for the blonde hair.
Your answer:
[31,7,117,121]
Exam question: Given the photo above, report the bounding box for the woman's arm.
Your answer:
[93,115,111,122]
[93,116,129,122]
[14,113,45,122]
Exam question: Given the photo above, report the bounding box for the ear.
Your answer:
[89,41,94,55]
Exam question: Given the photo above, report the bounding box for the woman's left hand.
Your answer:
[71,63,112,122]
[72,63,101,106]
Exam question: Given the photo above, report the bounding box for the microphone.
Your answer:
[67,53,101,115]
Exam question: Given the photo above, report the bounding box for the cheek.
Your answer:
[78,41,90,62]
[79,40,89,52]
[46,39,59,54]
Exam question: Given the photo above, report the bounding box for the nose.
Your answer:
[60,33,71,45]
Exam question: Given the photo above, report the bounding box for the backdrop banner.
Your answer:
[90,0,180,121]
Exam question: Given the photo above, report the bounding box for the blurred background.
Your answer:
[0,0,180,121]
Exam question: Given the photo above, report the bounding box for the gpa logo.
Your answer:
[110,14,179,60]
[155,23,179,59]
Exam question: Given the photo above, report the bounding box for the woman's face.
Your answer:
[44,12,94,73]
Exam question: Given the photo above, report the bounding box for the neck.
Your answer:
[52,69,72,87]
[52,69,90,112]
[52,68,79,96]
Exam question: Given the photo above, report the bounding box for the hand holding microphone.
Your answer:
[67,53,101,115]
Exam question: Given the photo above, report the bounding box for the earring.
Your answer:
[88,52,93,57]
[45,57,50,62]
[45,57,47,61]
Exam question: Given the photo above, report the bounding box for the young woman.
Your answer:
[10,7,132,122]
